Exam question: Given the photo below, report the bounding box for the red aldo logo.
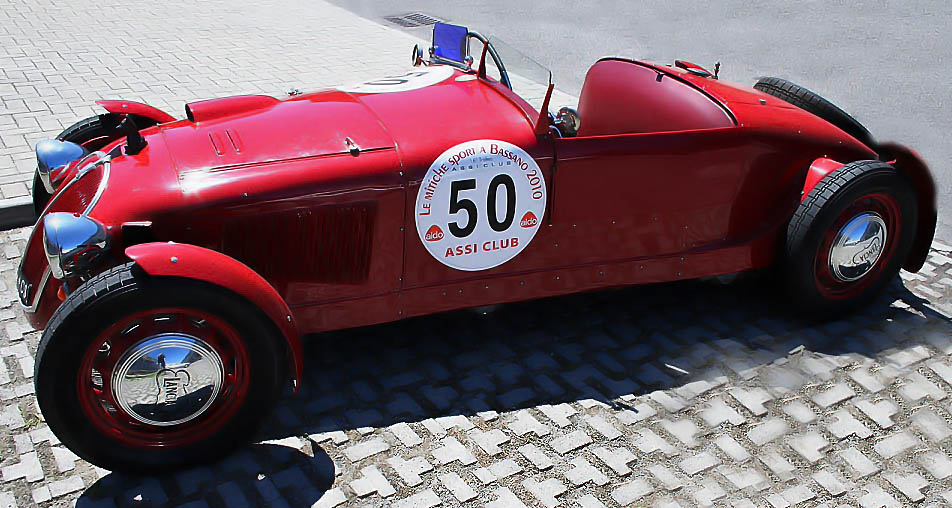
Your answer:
[520,211,538,228]
[425,225,445,241]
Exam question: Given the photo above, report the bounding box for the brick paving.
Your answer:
[0,0,573,207]
[2,223,952,506]
[0,0,427,202]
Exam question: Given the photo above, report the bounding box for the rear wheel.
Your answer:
[782,160,917,316]
[754,77,874,148]
[34,263,286,472]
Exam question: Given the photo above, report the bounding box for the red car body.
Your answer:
[18,56,936,388]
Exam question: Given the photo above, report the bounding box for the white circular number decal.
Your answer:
[342,66,454,94]
[415,140,546,271]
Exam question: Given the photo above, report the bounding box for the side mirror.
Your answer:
[554,107,581,137]
[411,44,424,67]
[431,22,468,64]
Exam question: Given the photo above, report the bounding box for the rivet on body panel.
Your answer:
[170,256,178,263]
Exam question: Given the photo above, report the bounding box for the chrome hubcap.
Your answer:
[828,212,887,282]
[112,334,224,426]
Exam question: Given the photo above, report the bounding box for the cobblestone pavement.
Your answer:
[3,224,952,507]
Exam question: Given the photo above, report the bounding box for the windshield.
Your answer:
[480,37,551,111]
[479,37,577,114]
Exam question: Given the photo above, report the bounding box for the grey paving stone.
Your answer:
[350,466,396,498]
[486,487,529,508]
[812,383,856,408]
[838,448,881,479]
[789,431,830,463]
[701,397,746,426]
[343,437,390,462]
[438,473,476,503]
[386,456,432,487]
[611,478,654,506]
[634,429,678,456]
[746,418,789,446]
[718,466,767,491]
[393,489,441,508]
[518,443,555,471]
[873,431,920,459]
[811,469,848,496]
[885,472,929,502]
[826,409,873,440]
[681,452,721,476]
[592,446,636,476]
[856,399,899,429]
[730,388,772,416]
[550,429,593,455]
[522,477,567,508]
[912,408,952,442]
[714,435,751,462]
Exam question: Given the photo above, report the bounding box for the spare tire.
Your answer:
[754,77,874,148]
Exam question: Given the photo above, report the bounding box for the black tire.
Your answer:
[754,77,875,148]
[782,160,917,316]
[34,263,287,472]
[33,114,156,215]
[32,172,51,218]
[57,115,113,144]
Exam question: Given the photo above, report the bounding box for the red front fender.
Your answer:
[96,100,177,124]
[125,243,302,390]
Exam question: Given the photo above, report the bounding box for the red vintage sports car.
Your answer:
[19,23,935,471]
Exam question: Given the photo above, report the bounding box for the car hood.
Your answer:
[161,90,395,174]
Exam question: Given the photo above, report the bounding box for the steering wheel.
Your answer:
[467,31,512,90]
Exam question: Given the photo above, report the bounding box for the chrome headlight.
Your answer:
[42,213,109,279]
[36,139,88,193]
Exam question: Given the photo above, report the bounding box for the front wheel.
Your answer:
[782,160,917,316]
[34,263,287,472]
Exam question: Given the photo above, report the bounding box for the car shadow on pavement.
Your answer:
[75,443,335,508]
[73,274,952,507]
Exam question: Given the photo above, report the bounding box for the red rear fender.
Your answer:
[878,142,937,272]
[125,243,303,390]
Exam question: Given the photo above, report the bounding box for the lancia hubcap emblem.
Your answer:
[828,212,887,282]
[113,334,224,426]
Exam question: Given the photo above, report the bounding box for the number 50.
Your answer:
[448,175,516,238]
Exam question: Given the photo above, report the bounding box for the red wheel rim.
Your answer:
[77,308,250,448]
[814,192,902,300]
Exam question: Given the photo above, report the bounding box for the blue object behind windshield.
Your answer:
[432,23,468,63]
